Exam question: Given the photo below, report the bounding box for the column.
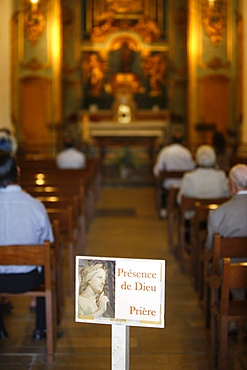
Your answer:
[0,0,12,131]
[240,0,247,155]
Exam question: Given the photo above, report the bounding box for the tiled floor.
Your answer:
[0,187,246,369]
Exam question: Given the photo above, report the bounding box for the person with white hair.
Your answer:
[206,163,247,248]
[205,163,247,334]
[177,145,229,208]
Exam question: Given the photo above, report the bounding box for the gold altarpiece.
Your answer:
[80,0,169,148]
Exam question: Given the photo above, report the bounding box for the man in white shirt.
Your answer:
[153,133,195,217]
[0,151,54,340]
[56,136,86,169]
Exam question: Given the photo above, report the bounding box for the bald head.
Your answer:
[229,164,247,192]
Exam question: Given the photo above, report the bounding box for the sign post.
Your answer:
[75,256,165,370]
[112,325,130,370]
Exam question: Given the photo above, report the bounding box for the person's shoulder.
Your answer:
[158,144,169,154]
[24,191,47,208]
[180,169,195,183]
[173,143,193,155]
[71,148,85,156]
[56,149,66,158]
[211,168,227,177]
[184,167,197,176]
[210,197,232,216]
[18,189,47,211]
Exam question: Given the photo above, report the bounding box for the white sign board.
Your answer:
[75,256,165,328]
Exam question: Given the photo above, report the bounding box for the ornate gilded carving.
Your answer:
[24,10,45,46]
[104,0,143,14]
[206,56,229,70]
[133,17,161,43]
[143,53,167,96]
[111,73,145,95]
[20,57,43,71]
[200,0,228,46]
[23,0,49,47]
[91,16,160,44]
[81,53,108,96]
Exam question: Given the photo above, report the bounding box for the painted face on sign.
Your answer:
[89,268,106,294]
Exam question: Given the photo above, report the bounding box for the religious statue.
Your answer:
[143,53,167,96]
[82,53,107,96]
[24,8,46,46]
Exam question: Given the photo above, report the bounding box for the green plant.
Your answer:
[117,147,139,170]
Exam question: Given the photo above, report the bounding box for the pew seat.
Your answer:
[210,258,247,369]
[177,196,229,274]
[0,241,57,363]
[204,233,247,329]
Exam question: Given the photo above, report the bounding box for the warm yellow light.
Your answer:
[46,196,58,202]
[36,173,45,179]
[35,173,45,185]
[30,0,39,4]
[36,179,45,185]
[209,204,219,210]
[44,187,53,192]
[208,0,215,6]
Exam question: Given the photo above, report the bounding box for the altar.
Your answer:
[79,110,170,159]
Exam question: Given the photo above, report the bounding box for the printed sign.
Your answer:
[75,256,165,328]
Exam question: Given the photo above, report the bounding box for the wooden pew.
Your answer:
[155,170,185,213]
[210,258,247,370]
[51,219,64,324]
[24,185,86,253]
[23,184,85,215]
[0,241,57,363]
[177,196,229,274]
[47,206,75,297]
[191,198,230,298]
[154,170,186,257]
[193,202,219,298]
[19,158,102,229]
[166,187,180,254]
[203,233,247,329]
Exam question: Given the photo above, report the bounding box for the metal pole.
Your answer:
[111,325,130,370]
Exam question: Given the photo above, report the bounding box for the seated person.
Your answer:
[205,163,247,333]
[153,132,195,218]
[0,128,18,155]
[56,136,86,169]
[0,151,55,340]
[177,145,229,244]
[177,145,229,209]
[0,129,18,312]
[212,130,233,172]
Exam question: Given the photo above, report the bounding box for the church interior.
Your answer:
[0,0,247,369]
[2,0,246,159]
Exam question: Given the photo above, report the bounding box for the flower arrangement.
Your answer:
[117,147,140,178]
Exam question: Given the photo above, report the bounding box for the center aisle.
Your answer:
[84,187,211,369]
